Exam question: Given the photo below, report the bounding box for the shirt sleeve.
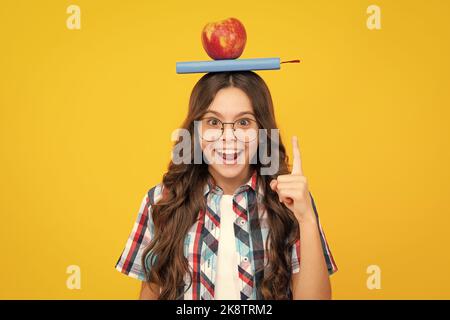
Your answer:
[291,192,338,275]
[115,185,161,281]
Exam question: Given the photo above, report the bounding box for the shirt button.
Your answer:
[240,219,246,226]
[243,257,249,262]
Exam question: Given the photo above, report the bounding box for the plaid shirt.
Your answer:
[115,169,338,299]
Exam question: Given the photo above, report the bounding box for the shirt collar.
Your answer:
[203,168,264,197]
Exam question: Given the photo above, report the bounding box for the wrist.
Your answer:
[295,208,317,226]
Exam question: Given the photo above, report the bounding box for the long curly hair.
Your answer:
[141,71,300,299]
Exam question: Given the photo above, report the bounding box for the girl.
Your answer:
[115,71,338,300]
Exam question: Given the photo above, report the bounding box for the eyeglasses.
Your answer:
[198,117,259,142]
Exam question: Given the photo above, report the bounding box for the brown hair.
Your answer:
[142,71,299,299]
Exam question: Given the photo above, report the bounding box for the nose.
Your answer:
[221,124,236,141]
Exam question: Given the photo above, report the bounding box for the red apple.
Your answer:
[201,17,247,60]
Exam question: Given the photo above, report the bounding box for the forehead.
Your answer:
[207,87,254,117]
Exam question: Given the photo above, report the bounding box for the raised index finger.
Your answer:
[291,136,303,175]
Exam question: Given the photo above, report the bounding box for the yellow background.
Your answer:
[1,0,449,299]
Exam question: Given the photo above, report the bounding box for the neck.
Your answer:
[208,166,253,195]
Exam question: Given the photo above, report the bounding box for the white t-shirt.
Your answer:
[215,194,241,300]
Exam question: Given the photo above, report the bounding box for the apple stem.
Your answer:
[280,59,301,64]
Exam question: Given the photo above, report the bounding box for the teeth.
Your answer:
[216,150,242,154]
[215,150,243,162]
[216,150,242,156]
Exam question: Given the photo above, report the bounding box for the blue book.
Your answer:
[176,57,300,74]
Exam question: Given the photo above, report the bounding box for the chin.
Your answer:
[205,147,252,180]
[210,163,248,179]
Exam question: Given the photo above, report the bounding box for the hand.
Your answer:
[270,136,316,223]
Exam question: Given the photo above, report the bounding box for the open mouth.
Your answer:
[215,149,244,163]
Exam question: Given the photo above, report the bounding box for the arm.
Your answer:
[139,281,160,300]
[115,185,165,299]
[270,136,334,300]
[291,212,332,300]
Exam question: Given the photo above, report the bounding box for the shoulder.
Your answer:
[145,182,166,206]
[136,182,166,230]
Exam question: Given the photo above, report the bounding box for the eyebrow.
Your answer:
[203,110,256,118]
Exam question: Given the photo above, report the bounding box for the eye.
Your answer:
[236,118,251,127]
[206,118,221,127]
